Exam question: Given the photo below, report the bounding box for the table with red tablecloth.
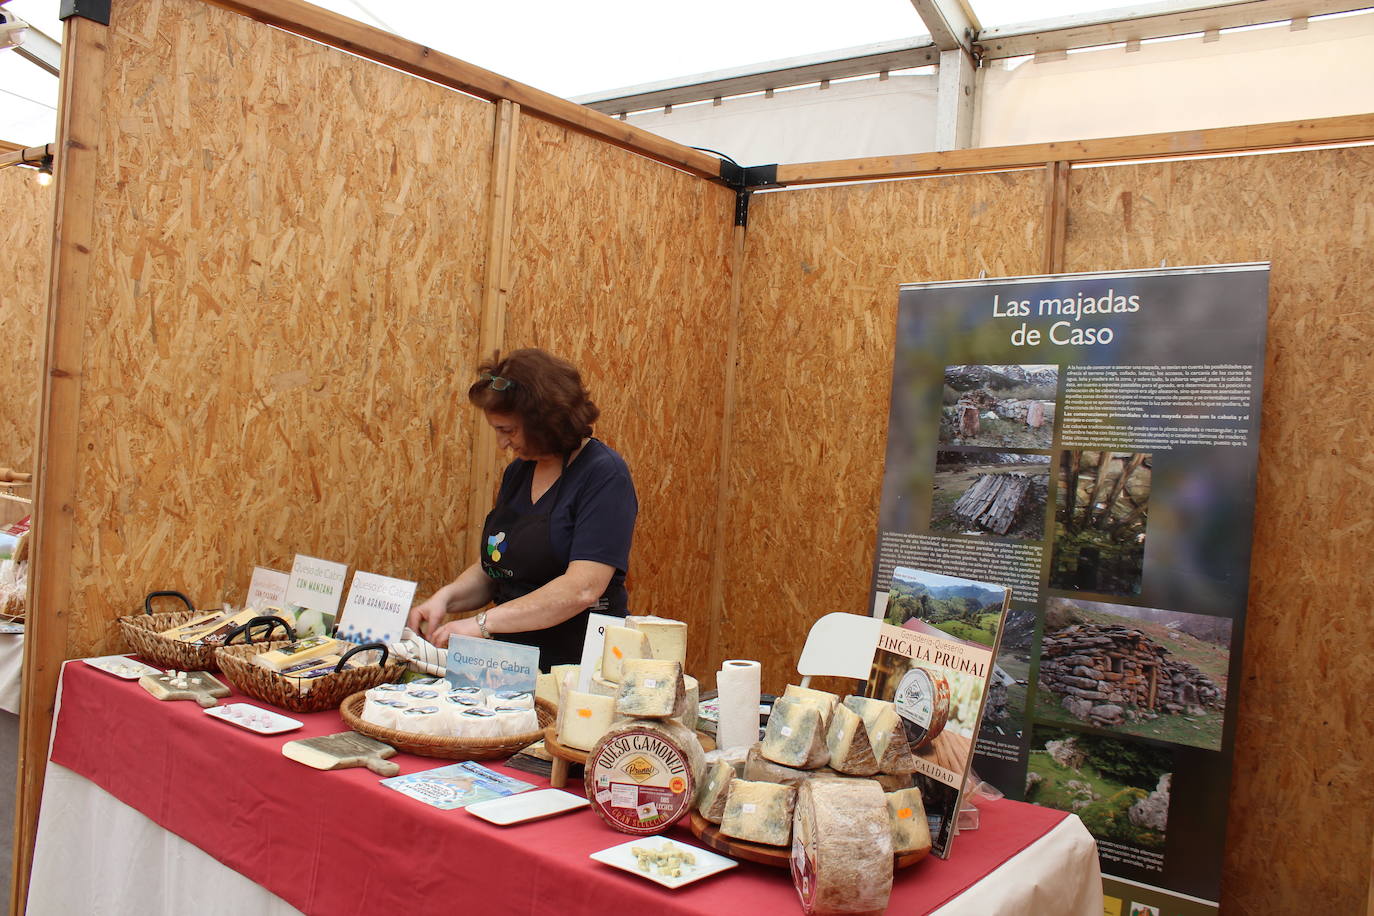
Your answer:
[27,660,1102,915]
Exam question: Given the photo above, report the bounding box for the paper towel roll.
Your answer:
[715,659,762,752]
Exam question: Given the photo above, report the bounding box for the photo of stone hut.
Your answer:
[938,365,1057,449]
[1034,598,1231,752]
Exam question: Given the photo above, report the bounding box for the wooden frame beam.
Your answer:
[200,0,723,181]
[976,0,1373,60]
[769,112,1374,186]
[909,0,979,53]
[0,144,54,170]
[10,13,108,915]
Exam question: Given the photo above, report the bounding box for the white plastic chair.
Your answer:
[796,612,883,687]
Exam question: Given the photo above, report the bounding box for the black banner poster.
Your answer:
[869,264,1269,916]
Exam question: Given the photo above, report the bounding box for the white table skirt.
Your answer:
[27,760,1101,916]
[0,632,23,715]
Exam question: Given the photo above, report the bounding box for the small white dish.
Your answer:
[589,835,737,889]
[203,703,303,735]
[83,655,162,679]
[466,788,590,826]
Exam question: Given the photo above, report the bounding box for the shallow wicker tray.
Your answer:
[217,643,407,714]
[340,691,554,761]
[117,610,237,673]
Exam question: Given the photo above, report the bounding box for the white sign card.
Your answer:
[246,567,290,611]
[335,571,417,646]
[445,635,539,695]
[285,554,349,637]
[576,612,622,691]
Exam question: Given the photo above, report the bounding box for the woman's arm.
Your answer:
[424,559,614,646]
[407,562,496,639]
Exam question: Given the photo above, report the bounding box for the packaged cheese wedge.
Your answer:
[252,636,340,673]
[158,612,229,643]
[615,658,686,718]
[885,786,932,856]
[761,696,830,769]
[625,615,688,664]
[791,778,895,915]
[824,702,880,776]
[842,695,917,775]
[600,626,651,682]
[719,779,797,846]
[696,759,735,824]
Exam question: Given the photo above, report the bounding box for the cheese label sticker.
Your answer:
[612,646,624,659]
[636,802,658,821]
[611,784,639,808]
[898,807,913,819]
[577,707,593,718]
[644,679,658,688]
[596,790,612,803]
[742,803,757,814]
[781,726,793,737]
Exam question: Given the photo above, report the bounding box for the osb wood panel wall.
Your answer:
[0,167,52,471]
[1066,148,1374,915]
[725,172,1046,691]
[505,115,737,680]
[68,0,493,655]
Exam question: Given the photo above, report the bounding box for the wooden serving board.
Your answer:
[281,732,399,776]
[686,811,932,870]
[138,671,230,708]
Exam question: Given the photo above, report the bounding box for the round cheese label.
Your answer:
[893,666,951,750]
[584,723,698,835]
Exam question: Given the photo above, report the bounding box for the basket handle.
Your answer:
[144,591,194,616]
[223,615,297,646]
[337,641,388,671]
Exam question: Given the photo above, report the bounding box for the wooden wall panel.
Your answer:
[726,172,1046,692]
[1066,148,1374,915]
[67,0,494,654]
[505,116,737,680]
[0,167,52,473]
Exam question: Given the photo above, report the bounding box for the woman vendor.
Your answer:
[407,348,638,669]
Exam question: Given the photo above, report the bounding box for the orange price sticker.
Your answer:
[897,807,913,819]
[612,646,624,660]
[577,708,593,718]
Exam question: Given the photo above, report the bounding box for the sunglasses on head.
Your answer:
[480,372,516,391]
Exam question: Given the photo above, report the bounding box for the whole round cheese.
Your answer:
[584,718,706,835]
[790,778,894,915]
[892,666,950,751]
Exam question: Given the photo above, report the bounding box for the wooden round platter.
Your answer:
[686,811,932,870]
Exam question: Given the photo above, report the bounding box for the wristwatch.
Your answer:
[476,610,492,639]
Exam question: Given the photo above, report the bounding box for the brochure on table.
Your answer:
[335,571,416,645]
[284,554,348,637]
[382,761,534,810]
[868,264,1268,916]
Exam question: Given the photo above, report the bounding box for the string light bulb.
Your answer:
[36,155,53,187]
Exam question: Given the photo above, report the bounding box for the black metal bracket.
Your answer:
[60,0,111,25]
[718,162,781,227]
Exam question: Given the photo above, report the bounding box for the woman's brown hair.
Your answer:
[468,349,600,455]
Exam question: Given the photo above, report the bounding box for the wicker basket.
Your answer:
[116,610,238,672]
[216,642,407,714]
[339,691,554,760]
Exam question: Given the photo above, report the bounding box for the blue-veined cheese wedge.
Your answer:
[761,696,830,769]
[842,696,917,775]
[614,659,686,718]
[720,779,796,846]
[824,702,879,776]
[695,759,736,824]
[885,786,932,855]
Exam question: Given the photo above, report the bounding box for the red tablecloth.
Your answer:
[49,660,1068,915]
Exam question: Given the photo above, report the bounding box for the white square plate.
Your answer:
[83,655,162,679]
[466,788,590,825]
[589,835,737,889]
[203,703,303,735]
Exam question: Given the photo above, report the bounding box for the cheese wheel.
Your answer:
[891,667,950,751]
[584,718,706,835]
[791,778,895,915]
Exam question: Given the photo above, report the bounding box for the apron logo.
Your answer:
[485,531,507,563]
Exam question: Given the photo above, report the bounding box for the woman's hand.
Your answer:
[407,593,450,639]
[425,615,478,648]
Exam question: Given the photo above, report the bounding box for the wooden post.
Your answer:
[1041,160,1070,274]
[1061,450,1080,532]
[706,222,746,678]
[10,12,110,914]
[465,100,521,566]
[1086,451,1116,529]
[1099,454,1146,527]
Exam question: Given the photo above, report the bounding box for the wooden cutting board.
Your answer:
[282,732,399,776]
[138,671,231,708]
